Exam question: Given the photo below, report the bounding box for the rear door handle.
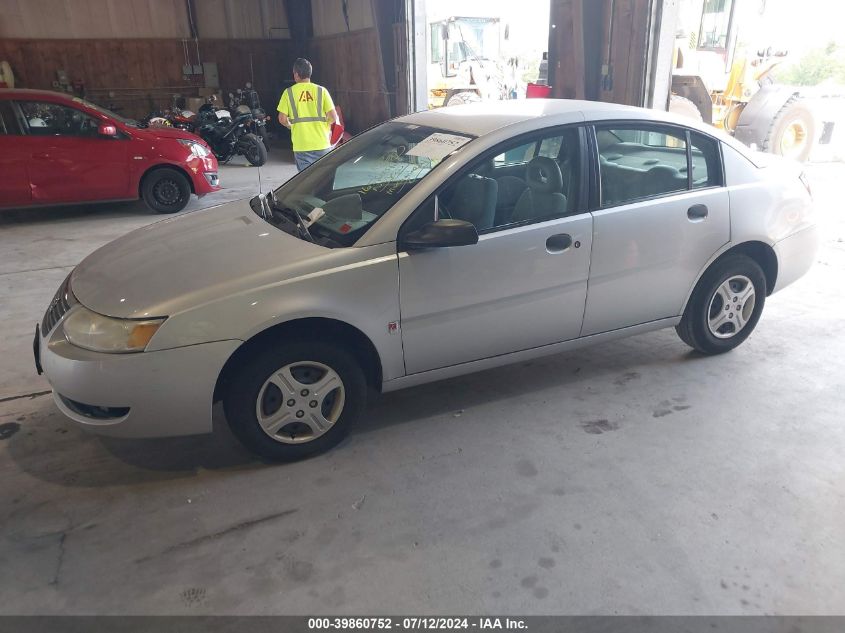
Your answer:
[546,233,572,253]
[688,204,708,221]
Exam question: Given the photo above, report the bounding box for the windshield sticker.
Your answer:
[405,133,472,161]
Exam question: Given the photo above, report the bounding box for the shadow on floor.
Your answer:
[4,330,700,489]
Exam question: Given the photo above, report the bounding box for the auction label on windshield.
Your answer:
[406,133,472,161]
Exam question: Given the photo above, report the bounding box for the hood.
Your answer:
[70,201,331,319]
[130,124,203,144]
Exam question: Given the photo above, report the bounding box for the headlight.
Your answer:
[178,139,210,157]
[62,306,166,353]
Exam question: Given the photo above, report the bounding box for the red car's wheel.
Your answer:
[141,167,191,214]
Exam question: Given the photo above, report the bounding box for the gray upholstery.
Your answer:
[641,165,686,197]
[447,173,498,231]
[494,175,527,224]
[323,193,363,219]
[511,156,567,222]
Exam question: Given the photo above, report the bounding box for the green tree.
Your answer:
[776,42,845,86]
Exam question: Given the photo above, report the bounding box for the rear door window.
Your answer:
[596,124,689,207]
[689,131,723,188]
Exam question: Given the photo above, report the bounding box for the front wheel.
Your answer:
[445,91,482,107]
[223,340,366,461]
[258,125,270,149]
[140,167,191,213]
[765,97,816,162]
[676,254,767,354]
[242,133,268,166]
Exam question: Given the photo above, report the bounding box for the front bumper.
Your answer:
[38,323,239,438]
[772,224,820,294]
[187,155,222,195]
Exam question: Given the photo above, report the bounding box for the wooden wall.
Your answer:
[306,28,390,132]
[597,0,652,106]
[548,0,586,99]
[0,0,290,40]
[0,0,407,133]
[0,38,296,119]
[548,0,653,106]
[392,22,409,116]
[310,0,374,37]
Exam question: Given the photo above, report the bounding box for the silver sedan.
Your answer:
[35,100,818,460]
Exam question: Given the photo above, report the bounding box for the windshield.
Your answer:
[449,19,499,62]
[267,122,475,247]
[72,97,140,127]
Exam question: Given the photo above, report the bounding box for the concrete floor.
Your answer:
[1,155,844,615]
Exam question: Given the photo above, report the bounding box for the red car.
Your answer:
[0,89,220,213]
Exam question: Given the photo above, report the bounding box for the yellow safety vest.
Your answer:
[277,82,334,152]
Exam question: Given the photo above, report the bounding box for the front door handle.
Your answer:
[33,152,50,160]
[688,204,708,221]
[546,233,572,253]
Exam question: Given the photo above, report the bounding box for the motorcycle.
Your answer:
[228,83,271,148]
[195,101,267,166]
[142,94,196,131]
[143,96,266,166]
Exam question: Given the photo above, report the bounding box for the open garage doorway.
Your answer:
[420,0,550,109]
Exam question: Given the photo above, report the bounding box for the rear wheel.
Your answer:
[141,167,191,213]
[223,340,366,461]
[765,96,816,161]
[676,255,766,355]
[242,133,267,166]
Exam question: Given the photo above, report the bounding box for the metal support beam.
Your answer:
[410,0,427,113]
[643,0,680,109]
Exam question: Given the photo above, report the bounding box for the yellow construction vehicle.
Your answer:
[427,16,507,108]
[670,0,830,161]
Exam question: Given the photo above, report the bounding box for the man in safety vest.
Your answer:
[277,58,339,171]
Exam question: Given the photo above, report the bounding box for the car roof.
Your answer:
[0,88,75,102]
[398,98,758,161]
[399,98,734,143]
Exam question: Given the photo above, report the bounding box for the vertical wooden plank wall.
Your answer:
[598,0,652,105]
[306,28,390,132]
[549,0,586,100]
[392,22,409,116]
[548,0,653,106]
[0,38,295,119]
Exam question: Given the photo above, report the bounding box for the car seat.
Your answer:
[493,174,528,225]
[641,165,685,198]
[445,173,498,231]
[511,156,567,222]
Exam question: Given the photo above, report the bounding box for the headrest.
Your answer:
[456,173,494,196]
[646,165,681,185]
[323,193,363,219]
[525,156,563,194]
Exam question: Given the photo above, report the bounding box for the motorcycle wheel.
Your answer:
[243,133,268,167]
[257,125,270,149]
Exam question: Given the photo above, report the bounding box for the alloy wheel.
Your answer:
[255,361,346,444]
[707,275,756,339]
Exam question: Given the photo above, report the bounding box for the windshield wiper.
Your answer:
[265,193,315,243]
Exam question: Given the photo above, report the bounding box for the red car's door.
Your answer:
[15,100,129,204]
[0,100,31,207]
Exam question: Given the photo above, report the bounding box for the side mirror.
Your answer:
[403,219,479,250]
[98,123,117,137]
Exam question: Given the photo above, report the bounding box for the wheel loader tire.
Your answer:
[668,95,704,122]
[445,91,482,107]
[763,96,816,162]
